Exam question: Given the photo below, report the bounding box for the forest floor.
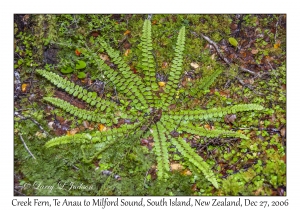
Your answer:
[14,14,286,196]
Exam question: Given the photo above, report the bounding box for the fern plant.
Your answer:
[36,19,263,189]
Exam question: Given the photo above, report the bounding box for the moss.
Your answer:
[14,14,286,196]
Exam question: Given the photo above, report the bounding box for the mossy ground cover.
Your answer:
[14,14,286,196]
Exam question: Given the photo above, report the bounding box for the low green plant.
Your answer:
[36,19,263,189]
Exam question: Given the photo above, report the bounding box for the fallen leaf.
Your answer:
[162,62,168,69]
[124,49,130,56]
[251,49,259,54]
[130,66,138,74]
[99,54,109,61]
[75,49,81,56]
[228,37,238,47]
[224,114,237,124]
[48,122,55,130]
[98,124,107,132]
[204,124,212,130]
[281,155,286,163]
[90,31,99,37]
[182,169,192,176]
[190,62,199,69]
[274,40,281,49]
[21,83,28,92]
[140,139,149,146]
[35,131,46,139]
[230,23,238,30]
[280,127,286,137]
[170,163,183,171]
[219,90,230,98]
[69,128,80,135]
[191,183,197,192]
[158,81,166,87]
[211,54,215,60]
[123,42,131,49]
[254,187,263,195]
[244,78,254,85]
[124,30,131,35]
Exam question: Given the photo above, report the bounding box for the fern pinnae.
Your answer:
[170,136,219,189]
[44,97,112,123]
[179,124,248,139]
[153,122,170,180]
[99,39,149,109]
[139,19,158,104]
[36,70,116,112]
[46,122,141,149]
[197,68,222,91]
[169,104,263,121]
[162,26,185,106]
[45,133,92,148]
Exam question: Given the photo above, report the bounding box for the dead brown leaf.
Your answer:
[280,127,286,137]
[124,30,131,35]
[99,54,109,61]
[162,62,168,69]
[225,114,237,124]
[69,128,80,135]
[251,49,259,54]
[124,49,130,56]
[190,62,199,69]
[170,163,183,171]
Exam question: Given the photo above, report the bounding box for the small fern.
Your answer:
[37,19,264,189]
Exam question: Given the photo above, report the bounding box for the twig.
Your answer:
[199,33,259,77]
[143,170,149,186]
[62,159,79,170]
[274,15,282,43]
[14,189,25,196]
[198,33,231,66]
[192,32,266,94]
[14,112,49,135]
[239,66,257,76]
[18,134,36,160]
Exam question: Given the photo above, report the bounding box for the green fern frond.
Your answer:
[153,121,170,180]
[36,70,116,111]
[98,39,149,109]
[45,122,141,148]
[190,68,222,96]
[162,26,185,107]
[43,97,112,123]
[179,124,248,139]
[92,57,148,110]
[170,136,218,188]
[45,133,92,148]
[139,19,158,104]
[169,104,263,121]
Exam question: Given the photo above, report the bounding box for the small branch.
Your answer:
[14,189,25,196]
[62,159,79,170]
[239,66,257,76]
[274,15,282,43]
[18,134,36,160]
[198,33,231,66]
[192,32,266,94]
[143,170,149,186]
[199,33,259,77]
[14,112,49,135]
